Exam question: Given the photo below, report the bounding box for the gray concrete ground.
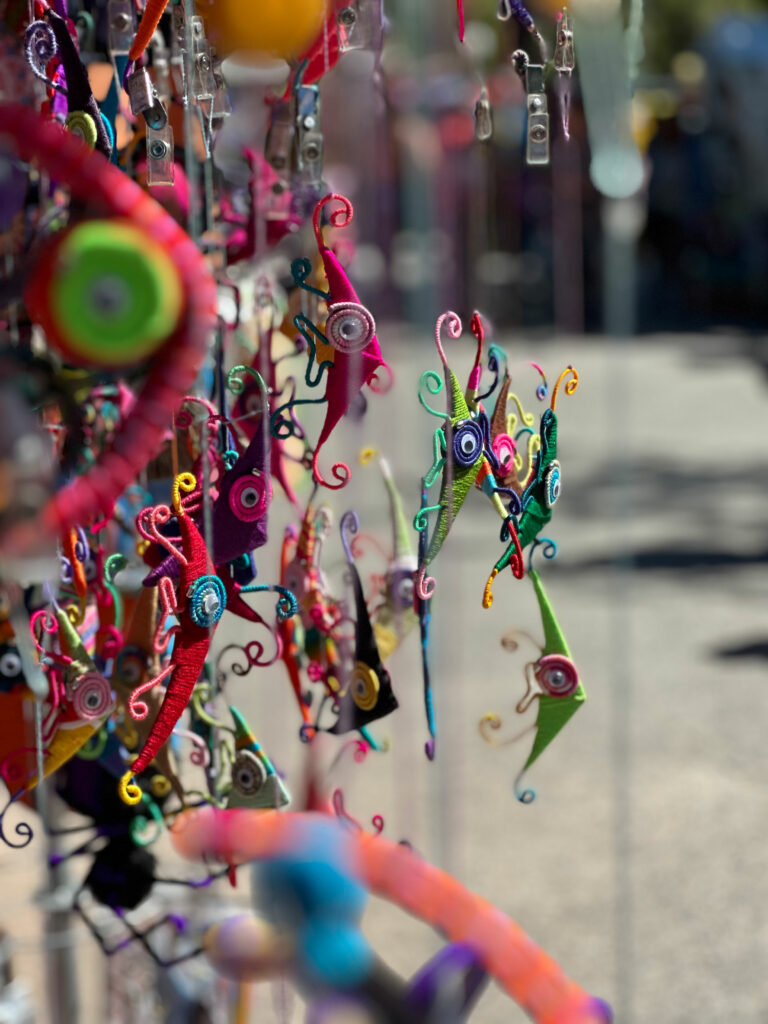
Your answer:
[0,328,765,1022]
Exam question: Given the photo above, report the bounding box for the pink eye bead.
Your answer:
[72,672,113,720]
[533,654,579,698]
[229,474,271,522]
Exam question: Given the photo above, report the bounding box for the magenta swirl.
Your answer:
[228,473,271,522]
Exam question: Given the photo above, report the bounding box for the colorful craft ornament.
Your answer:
[367,454,418,662]
[482,367,578,609]
[414,311,517,602]
[119,473,225,805]
[278,522,316,728]
[414,312,485,591]
[230,308,301,508]
[145,369,272,585]
[5,604,115,797]
[280,503,344,723]
[227,706,290,810]
[273,193,389,490]
[0,5,605,1013]
[322,510,398,736]
[481,554,586,802]
[113,585,185,803]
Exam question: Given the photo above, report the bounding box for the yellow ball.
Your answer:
[198,0,325,59]
[203,913,290,981]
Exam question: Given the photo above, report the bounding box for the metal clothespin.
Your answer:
[513,49,549,166]
[554,7,575,74]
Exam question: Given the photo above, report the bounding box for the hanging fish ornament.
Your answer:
[414,312,485,598]
[481,554,585,802]
[144,369,273,585]
[325,511,398,736]
[119,473,226,805]
[272,193,390,490]
[113,584,185,803]
[227,706,290,810]
[482,367,577,609]
[414,312,519,603]
[369,454,418,662]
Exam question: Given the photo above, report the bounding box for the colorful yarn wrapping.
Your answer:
[171,808,612,1024]
[298,194,389,490]
[0,105,216,544]
[120,511,218,803]
[423,369,484,566]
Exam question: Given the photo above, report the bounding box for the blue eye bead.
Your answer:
[543,460,561,509]
[188,575,227,628]
[452,419,484,467]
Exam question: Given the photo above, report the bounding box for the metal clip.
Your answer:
[295,84,323,186]
[210,59,232,122]
[190,17,215,101]
[554,7,574,73]
[150,29,172,100]
[146,123,175,186]
[107,0,135,57]
[523,63,549,166]
[144,98,169,131]
[169,6,186,101]
[474,87,493,142]
[336,0,382,53]
[264,99,295,176]
[126,66,154,116]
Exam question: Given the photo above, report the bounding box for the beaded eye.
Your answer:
[64,110,98,147]
[350,663,380,711]
[232,750,267,796]
[325,301,376,354]
[151,774,172,799]
[452,419,484,467]
[534,654,579,698]
[389,569,414,610]
[73,672,113,720]
[0,649,22,680]
[543,460,561,509]
[229,472,271,522]
[188,575,227,628]
[24,219,184,369]
[115,648,145,687]
[283,563,307,602]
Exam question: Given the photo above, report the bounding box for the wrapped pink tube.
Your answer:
[171,806,611,1024]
